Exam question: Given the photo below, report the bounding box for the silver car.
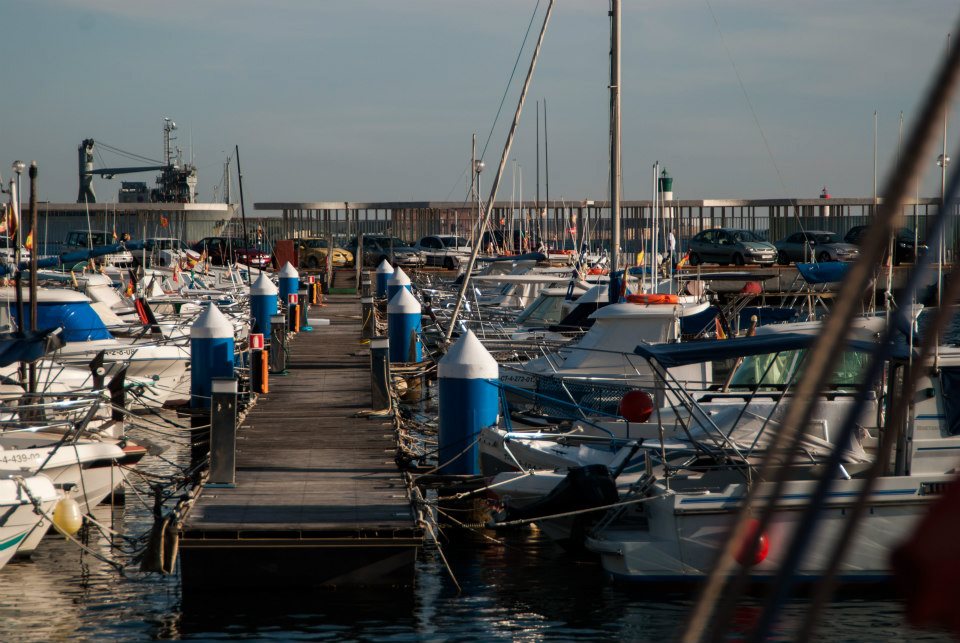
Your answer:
[774,230,860,264]
[687,228,776,266]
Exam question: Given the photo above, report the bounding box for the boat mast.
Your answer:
[610,0,622,280]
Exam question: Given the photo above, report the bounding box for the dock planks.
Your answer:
[179,295,423,589]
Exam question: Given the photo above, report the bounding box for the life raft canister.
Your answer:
[625,293,680,305]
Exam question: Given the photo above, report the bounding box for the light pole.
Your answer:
[473,159,484,250]
[11,161,23,257]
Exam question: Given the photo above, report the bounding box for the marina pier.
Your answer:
[179,295,423,590]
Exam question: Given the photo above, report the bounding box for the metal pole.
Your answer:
[235,145,251,285]
[444,0,555,341]
[873,110,878,208]
[28,162,37,394]
[610,0,622,276]
[544,99,551,247]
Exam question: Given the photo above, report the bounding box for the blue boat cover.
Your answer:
[634,333,910,368]
[12,301,112,342]
[796,261,851,284]
[0,329,64,367]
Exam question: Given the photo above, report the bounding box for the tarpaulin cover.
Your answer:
[0,328,64,366]
[12,301,112,342]
[796,261,851,284]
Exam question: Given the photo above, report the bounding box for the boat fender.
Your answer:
[735,518,770,566]
[618,390,654,423]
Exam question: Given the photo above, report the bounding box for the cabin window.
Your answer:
[728,349,869,389]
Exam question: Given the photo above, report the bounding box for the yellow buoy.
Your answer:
[52,496,83,536]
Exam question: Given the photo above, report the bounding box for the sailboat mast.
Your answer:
[610,0,622,277]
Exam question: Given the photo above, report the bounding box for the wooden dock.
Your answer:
[179,295,423,590]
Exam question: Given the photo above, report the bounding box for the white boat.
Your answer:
[0,475,59,569]
[582,344,960,581]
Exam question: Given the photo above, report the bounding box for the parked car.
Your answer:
[687,228,776,266]
[774,230,860,264]
[297,238,353,269]
[416,235,471,268]
[345,235,424,267]
[61,230,134,268]
[843,225,927,265]
[192,237,271,269]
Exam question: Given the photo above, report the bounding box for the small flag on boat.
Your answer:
[160,215,169,228]
[24,229,33,251]
[715,316,727,339]
[676,252,689,269]
[112,227,118,241]
[0,203,17,240]
[636,250,645,266]
[125,279,135,296]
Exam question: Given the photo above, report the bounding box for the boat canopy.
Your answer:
[633,332,910,368]
[9,295,113,342]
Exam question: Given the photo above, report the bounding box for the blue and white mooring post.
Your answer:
[386,266,412,302]
[249,271,278,337]
[387,288,422,363]
[438,330,499,476]
[375,259,394,298]
[190,303,236,409]
[278,262,300,305]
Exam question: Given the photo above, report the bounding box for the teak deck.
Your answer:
[179,295,423,590]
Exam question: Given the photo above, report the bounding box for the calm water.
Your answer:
[1,310,959,642]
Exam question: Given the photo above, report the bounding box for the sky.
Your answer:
[2,0,960,208]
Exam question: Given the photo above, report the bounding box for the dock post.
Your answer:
[278,261,300,304]
[386,266,411,301]
[249,272,278,337]
[361,279,372,298]
[361,296,374,339]
[287,293,301,333]
[190,303,236,409]
[208,377,238,487]
[269,313,287,373]
[387,289,422,363]
[298,285,310,330]
[375,259,394,298]
[249,333,268,394]
[190,303,235,461]
[438,330,499,475]
[370,336,391,411]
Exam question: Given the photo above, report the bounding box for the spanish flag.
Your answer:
[24,229,33,251]
[676,252,689,270]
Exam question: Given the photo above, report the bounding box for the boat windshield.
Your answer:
[516,294,565,326]
[727,349,869,389]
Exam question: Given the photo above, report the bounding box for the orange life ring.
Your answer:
[625,293,680,305]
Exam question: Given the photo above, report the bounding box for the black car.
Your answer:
[843,226,927,265]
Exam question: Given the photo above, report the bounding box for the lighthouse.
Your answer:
[820,185,831,217]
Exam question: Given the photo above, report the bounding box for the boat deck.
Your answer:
[179,294,423,589]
